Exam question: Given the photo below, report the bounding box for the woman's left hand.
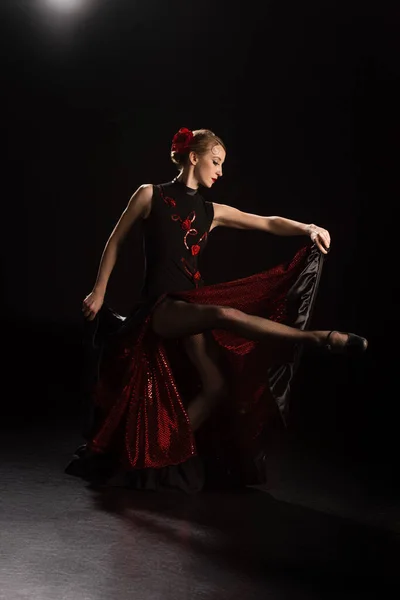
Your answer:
[307,224,331,254]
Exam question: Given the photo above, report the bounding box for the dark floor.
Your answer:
[1,406,399,600]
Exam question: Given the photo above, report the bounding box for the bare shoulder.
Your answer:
[128,183,154,219]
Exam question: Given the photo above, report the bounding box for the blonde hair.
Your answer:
[170,128,226,169]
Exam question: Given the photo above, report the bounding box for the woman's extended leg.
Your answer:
[152,298,367,352]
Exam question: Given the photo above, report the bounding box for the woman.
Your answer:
[67,127,367,492]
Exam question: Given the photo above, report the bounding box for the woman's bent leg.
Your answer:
[181,333,227,431]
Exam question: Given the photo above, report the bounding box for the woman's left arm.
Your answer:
[211,203,331,255]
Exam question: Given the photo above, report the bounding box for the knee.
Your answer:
[151,311,166,337]
[151,301,175,337]
[213,305,240,327]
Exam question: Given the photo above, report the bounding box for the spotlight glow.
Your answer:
[40,0,89,13]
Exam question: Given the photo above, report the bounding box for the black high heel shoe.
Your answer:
[325,331,368,355]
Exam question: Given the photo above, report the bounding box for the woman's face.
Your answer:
[192,144,226,188]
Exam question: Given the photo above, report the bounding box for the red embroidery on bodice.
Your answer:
[159,185,208,287]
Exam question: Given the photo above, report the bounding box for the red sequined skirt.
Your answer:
[66,243,324,492]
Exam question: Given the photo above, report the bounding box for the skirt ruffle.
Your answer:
[65,242,324,492]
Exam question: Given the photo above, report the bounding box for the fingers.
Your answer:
[313,234,329,254]
[82,300,96,320]
[312,227,331,254]
[321,229,331,250]
[83,310,96,321]
[316,239,328,254]
[319,237,330,253]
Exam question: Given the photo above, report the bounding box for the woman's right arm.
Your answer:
[82,184,153,321]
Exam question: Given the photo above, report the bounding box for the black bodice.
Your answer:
[141,179,214,298]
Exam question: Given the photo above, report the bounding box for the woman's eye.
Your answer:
[213,160,219,166]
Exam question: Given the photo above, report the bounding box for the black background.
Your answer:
[2,1,399,481]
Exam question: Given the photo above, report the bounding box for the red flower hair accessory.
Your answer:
[171,127,194,154]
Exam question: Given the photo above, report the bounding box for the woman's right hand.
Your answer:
[82,290,104,321]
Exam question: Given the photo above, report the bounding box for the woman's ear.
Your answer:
[188,151,198,166]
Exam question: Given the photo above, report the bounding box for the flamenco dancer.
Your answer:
[66,127,368,492]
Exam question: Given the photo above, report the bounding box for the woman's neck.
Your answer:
[175,172,199,191]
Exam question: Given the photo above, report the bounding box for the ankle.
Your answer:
[311,331,327,347]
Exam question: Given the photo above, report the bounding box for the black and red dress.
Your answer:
[66,179,324,492]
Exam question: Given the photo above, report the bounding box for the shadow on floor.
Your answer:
[88,483,399,597]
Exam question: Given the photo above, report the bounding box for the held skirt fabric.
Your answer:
[65,242,324,492]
